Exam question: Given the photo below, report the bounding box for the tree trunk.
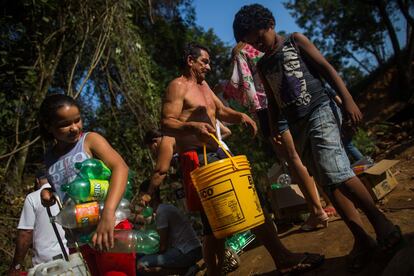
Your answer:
[375,0,401,57]
[5,140,30,194]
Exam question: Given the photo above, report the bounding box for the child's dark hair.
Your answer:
[233,4,275,42]
[139,179,160,200]
[181,42,210,69]
[144,129,163,145]
[38,93,80,141]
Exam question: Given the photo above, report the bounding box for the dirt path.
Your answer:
[224,143,414,276]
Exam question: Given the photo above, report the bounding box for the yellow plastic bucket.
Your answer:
[191,134,264,239]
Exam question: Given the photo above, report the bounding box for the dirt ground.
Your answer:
[219,142,414,276]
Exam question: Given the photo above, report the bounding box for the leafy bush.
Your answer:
[353,127,376,156]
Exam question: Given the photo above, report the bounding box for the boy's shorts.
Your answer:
[289,101,355,191]
[256,108,289,138]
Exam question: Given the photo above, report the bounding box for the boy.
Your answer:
[233,4,402,273]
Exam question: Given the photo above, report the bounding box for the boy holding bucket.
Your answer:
[160,42,324,275]
[232,4,403,272]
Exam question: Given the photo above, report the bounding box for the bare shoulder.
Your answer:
[85,131,104,141]
[291,32,312,47]
[84,132,108,150]
[165,76,188,99]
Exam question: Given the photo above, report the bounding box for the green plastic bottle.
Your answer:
[74,158,134,201]
[75,159,112,180]
[61,178,109,202]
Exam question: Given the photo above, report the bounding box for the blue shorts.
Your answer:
[256,108,289,137]
[137,246,202,268]
[289,101,355,191]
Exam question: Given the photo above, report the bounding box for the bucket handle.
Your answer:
[203,133,239,169]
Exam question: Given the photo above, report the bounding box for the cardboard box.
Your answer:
[265,162,308,219]
[359,159,399,201]
[269,184,308,220]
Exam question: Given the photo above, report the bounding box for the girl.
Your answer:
[39,94,135,276]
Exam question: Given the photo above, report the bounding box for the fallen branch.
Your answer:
[0,136,41,160]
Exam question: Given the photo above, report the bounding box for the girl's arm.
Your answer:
[293,32,362,124]
[85,132,129,250]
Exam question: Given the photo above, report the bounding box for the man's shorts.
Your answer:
[180,150,223,236]
[137,246,202,269]
[289,101,355,191]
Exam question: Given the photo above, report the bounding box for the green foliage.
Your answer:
[283,0,409,82]
[353,127,376,156]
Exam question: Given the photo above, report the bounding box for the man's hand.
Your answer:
[240,113,258,136]
[189,121,216,142]
[342,98,362,125]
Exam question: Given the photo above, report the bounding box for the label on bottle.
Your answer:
[75,202,99,227]
[89,179,109,200]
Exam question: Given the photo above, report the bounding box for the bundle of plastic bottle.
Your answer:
[60,158,134,202]
[53,158,134,230]
[53,198,131,228]
[76,205,160,254]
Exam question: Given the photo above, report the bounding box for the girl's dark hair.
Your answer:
[139,179,160,199]
[38,93,80,141]
[233,4,275,42]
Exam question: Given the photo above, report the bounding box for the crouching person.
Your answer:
[137,180,202,275]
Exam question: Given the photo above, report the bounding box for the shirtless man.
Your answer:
[161,42,324,275]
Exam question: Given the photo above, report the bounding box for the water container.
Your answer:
[27,253,89,276]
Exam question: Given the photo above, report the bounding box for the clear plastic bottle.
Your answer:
[79,229,160,254]
[53,198,131,228]
[277,173,291,187]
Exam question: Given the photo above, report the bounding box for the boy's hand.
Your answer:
[343,99,362,125]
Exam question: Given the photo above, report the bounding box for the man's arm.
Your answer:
[149,136,175,196]
[161,79,215,139]
[212,91,257,136]
[293,32,362,124]
[8,229,33,275]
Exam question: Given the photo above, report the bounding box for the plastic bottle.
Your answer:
[61,177,133,203]
[75,158,112,180]
[277,173,291,186]
[225,231,255,253]
[53,198,131,228]
[271,173,291,190]
[61,178,109,202]
[79,229,160,254]
[74,159,134,201]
